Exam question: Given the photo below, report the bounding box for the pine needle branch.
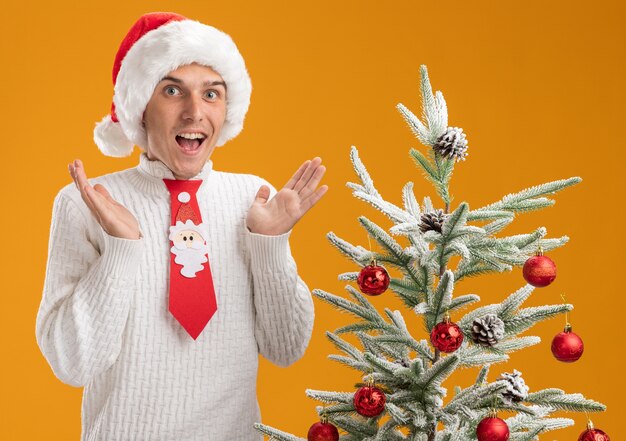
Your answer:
[349,145,381,198]
[426,270,454,330]
[397,103,431,147]
[253,423,305,441]
[313,288,382,324]
[418,64,448,143]
[305,389,355,404]
[326,331,365,361]
[402,182,422,219]
[326,231,372,265]
[525,390,607,412]
[416,354,460,394]
[474,177,582,214]
[409,148,440,188]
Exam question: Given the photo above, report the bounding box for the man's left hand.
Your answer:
[246,157,328,236]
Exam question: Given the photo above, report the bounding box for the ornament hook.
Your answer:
[560,293,572,330]
[366,234,377,266]
[491,395,498,416]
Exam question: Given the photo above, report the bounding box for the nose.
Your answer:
[182,93,204,122]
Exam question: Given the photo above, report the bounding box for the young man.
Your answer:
[36,12,327,441]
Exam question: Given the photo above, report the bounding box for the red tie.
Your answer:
[163,178,217,339]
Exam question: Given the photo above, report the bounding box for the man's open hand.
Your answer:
[68,159,142,240]
[246,157,328,236]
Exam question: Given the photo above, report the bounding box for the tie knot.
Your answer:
[163,178,203,197]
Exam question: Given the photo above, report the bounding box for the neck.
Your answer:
[137,152,213,181]
[172,170,199,180]
[145,153,207,180]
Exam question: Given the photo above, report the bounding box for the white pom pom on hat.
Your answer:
[94,12,252,157]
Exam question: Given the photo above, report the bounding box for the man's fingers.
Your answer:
[253,185,271,204]
[301,184,329,213]
[68,164,78,189]
[293,157,322,193]
[72,159,110,223]
[298,164,326,198]
[69,159,100,218]
[93,183,117,204]
[73,159,90,189]
[71,160,91,201]
[284,160,310,190]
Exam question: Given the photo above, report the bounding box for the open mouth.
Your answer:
[175,133,207,153]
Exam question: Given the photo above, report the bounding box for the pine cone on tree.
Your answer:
[433,126,468,162]
[419,209,448,233]
[499,370,530,404]
[471,314,505,346]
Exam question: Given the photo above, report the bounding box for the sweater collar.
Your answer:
[136,152,213,181]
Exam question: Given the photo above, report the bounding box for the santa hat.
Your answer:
[94,12,252,157]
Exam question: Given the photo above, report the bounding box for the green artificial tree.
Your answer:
[254,65,607,441]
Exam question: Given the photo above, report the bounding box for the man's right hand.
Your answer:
[68,159,142,240]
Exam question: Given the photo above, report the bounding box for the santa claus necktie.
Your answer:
[163,178,217,339]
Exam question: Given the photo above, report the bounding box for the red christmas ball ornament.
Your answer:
[357,261,390,295]
[430,316,464,353]
[579,428,610,441]
[307,417,339,441]
[353,384,386,417]
[579,421,610,441]
[551,323,584,362]
[522,248,557,287]
[476,414,510,441]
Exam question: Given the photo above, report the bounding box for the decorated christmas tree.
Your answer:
[254,65,608,441]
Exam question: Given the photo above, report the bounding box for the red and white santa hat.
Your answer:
[94,12,252,157]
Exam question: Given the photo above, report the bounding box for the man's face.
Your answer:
[142,63,227,179]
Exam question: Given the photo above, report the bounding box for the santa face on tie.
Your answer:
[168,219,210,278]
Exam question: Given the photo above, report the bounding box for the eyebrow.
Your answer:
[160,76,227,90]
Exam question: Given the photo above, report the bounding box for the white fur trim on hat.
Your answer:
[111,19,252,155]
[93,114,135,157]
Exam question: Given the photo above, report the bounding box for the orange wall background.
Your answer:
[1,0,624,439]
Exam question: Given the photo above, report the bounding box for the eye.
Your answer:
[165,86,180,96]
[205,90,220,100]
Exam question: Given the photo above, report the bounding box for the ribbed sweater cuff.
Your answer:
[245,226,292,268]
[99,231,144,280]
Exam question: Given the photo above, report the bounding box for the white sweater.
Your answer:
[36,152,315,441]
